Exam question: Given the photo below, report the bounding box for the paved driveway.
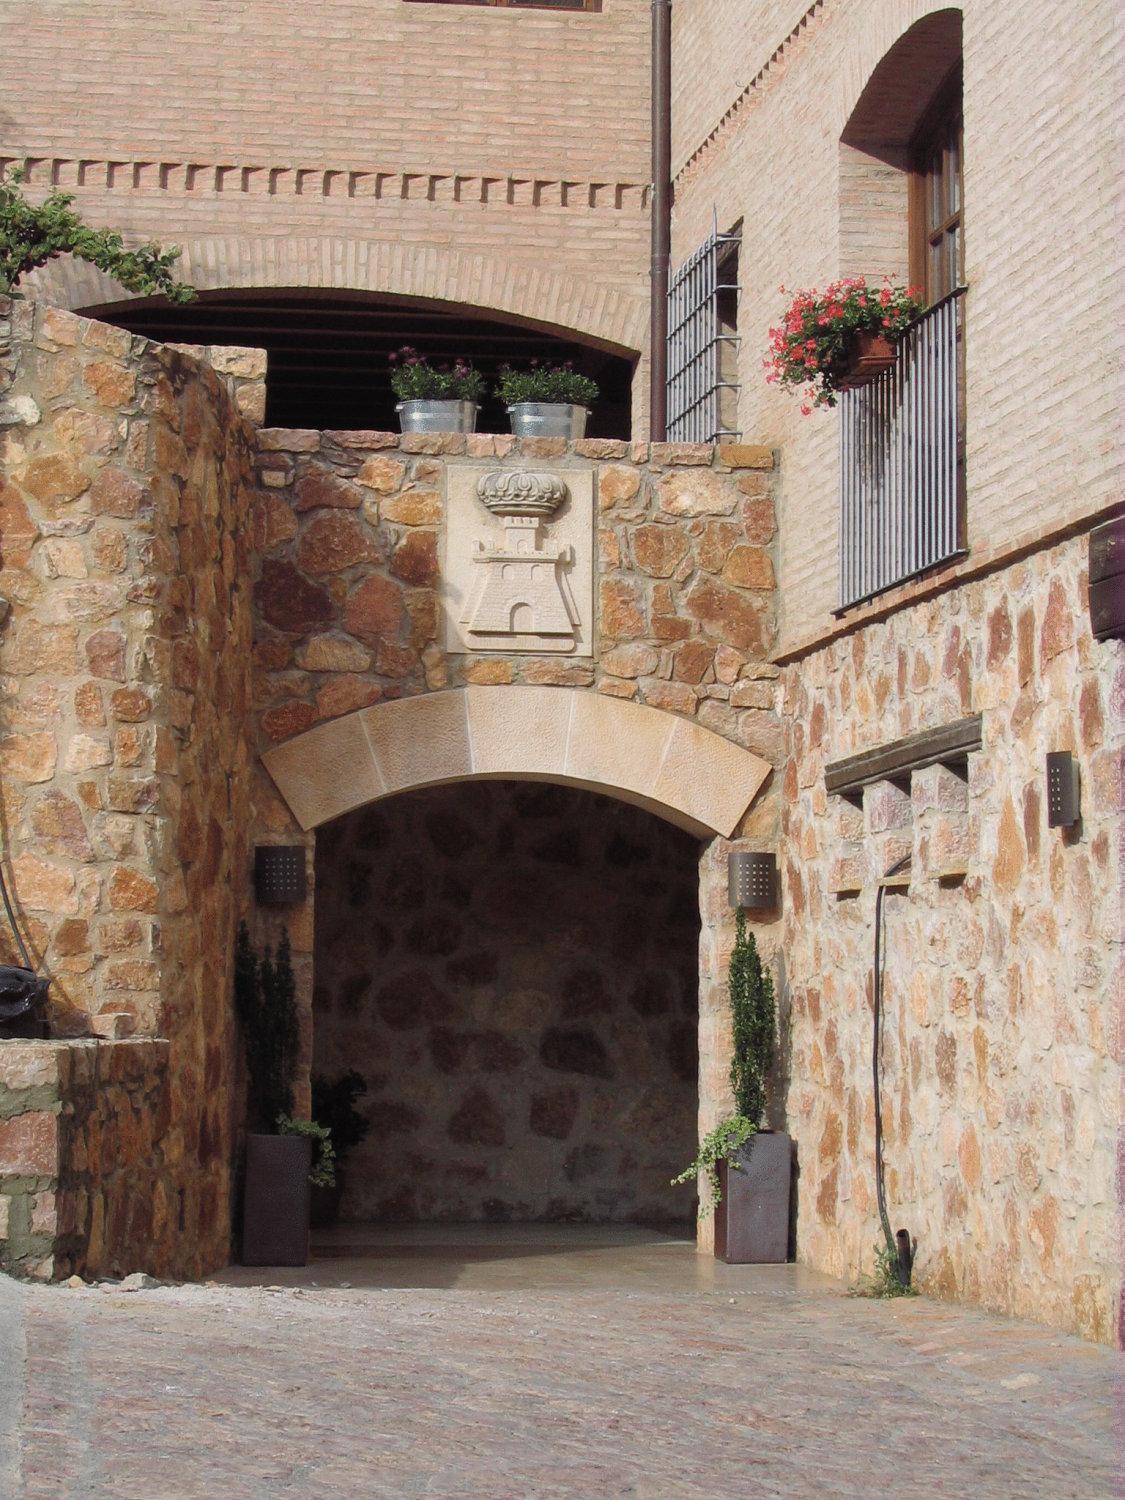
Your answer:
[0,1229,1117,1498]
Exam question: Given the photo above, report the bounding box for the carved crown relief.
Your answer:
[442,465,594,656]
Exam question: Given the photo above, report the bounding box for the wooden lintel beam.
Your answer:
[825,715,982,797]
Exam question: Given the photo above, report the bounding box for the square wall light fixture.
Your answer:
[728,851,778,910]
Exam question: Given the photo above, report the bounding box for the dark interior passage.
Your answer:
[86,289,635,436]
[312,781,700,1226]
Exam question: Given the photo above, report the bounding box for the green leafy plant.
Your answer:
[671,1116,756,1210]
[388,346,485,402]
[673,911,776,1210]
[278,1114,336,1189]
[729,908,775,1126]
[0,166,195,302]
[851,1241,919,1299]
[764,276,923,411]
[311,1070,370,1164]
[496,360,599,407]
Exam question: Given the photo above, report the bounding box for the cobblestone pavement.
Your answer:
[0,1230,1118,1499]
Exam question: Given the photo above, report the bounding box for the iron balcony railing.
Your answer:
[838,287,967,610]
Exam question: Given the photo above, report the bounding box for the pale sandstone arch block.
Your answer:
[564,692,677,806]
[263,687,771,839]
[465,685,575,779]
[361,690,472,797]
[261,709,383,830]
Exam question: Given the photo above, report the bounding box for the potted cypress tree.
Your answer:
[673,911,791,1262]
[235,924,334,1266]
[496,360,599,438]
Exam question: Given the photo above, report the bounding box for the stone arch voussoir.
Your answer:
[261,687,771,840]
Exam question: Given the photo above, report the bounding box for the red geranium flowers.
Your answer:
[764,277,923,412]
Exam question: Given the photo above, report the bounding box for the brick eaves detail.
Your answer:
[3,152,651,216]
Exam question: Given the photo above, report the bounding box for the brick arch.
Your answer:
[26,235,645,355]
[261,686,771,840]
[836,5,962,281]
[835,2,961,137]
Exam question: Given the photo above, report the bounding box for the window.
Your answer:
[666,224,742,443]
[406,1,601,11]
[910,70,964,301]
[837,39,966,611]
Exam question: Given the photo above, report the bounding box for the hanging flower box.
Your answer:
[838,331,899,389]
[763,277,923,411]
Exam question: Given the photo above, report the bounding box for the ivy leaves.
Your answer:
[0,167,195,302]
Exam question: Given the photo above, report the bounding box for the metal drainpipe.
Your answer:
[649,0,672,441]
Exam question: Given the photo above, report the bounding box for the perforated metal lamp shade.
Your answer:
[728,851,778,910]
[254,846,307,907]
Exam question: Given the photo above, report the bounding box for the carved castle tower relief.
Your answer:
[443,466,595,656]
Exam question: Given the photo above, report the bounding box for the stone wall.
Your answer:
[778,531,1122,1342]
[314,781,700,1224]
[247,429,782,1122]
[0,302,259,1276]
[0,1037,171,1280]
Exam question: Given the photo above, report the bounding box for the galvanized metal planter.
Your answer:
[507,402,589,439]
[714,1131,793,1264]
[396,399,478,434]
[240,1132,312,1266]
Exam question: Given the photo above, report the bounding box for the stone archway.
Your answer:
[261,685,772,839]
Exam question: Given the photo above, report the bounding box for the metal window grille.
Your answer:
[666,224,741,442]
[839,288,967,610]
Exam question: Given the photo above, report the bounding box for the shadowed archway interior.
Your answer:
[312,780,700,1226]
[84,288,636,436]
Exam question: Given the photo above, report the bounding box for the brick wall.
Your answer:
[671,0,1121,648]
[3,0,653,412]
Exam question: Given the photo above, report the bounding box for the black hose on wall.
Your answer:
[873,851,915,1287]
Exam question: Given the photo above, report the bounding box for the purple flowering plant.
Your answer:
[389,346,485,403]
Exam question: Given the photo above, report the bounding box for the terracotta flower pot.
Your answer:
[839,331,898,390]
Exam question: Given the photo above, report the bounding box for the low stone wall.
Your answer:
[0,1037,171,1280]
[779,530,1122,1342]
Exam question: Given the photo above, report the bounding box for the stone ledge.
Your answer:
[774,501,1122,664]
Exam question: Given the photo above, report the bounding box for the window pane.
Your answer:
[929,158,943,225]
[930,238,944,299]
[948,134,961,212]
[948,225,961,290]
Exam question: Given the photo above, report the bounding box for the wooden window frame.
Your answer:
[404,1,602,12]
[908,65,964,300]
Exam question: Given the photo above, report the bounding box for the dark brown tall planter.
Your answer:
[241,1133,312,1266]
[714,1132,792,1264]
